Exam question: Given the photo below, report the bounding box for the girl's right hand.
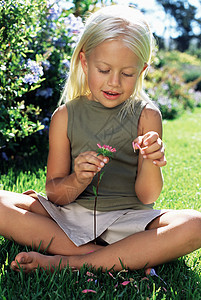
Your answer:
[74,151,109,185]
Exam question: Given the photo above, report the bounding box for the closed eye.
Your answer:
[98,69,110,74]
[122,72,134,77]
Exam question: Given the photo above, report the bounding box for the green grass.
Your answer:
[0,108,201,299]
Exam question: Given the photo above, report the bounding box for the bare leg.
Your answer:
[11,210,201,273]
[0,191,102,256]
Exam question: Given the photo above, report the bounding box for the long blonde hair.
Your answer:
[59,5,155,113]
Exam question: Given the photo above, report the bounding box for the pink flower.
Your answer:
[96,143,116,158]
[82,289,97,294]
[121,281,131,286]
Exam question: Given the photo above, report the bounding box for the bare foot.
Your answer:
[10,251,68,273]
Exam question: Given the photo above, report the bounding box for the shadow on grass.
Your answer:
[0,142,48,177]
[0,238,200,299]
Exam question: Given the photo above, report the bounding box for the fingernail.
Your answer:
[100,162,104,167]
[97,167,101,171]
[143,155,147,159]
[141,150,145,154]
[153,161,157,165]
[103,158,107,163]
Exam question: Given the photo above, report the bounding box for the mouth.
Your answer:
[102,90,121,99]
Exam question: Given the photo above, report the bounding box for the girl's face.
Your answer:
[80,39,146,108]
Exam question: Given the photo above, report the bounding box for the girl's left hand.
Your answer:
[133,131,167,167]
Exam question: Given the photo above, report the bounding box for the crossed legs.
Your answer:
[0,191,201,273]
[0,190,102,256]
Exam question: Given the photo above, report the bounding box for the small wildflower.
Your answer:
[97,143,116,158]
[93,144,116,243]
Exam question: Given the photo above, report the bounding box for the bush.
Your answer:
[0,0,47,153]
[145,50,201,119]
[0,0,85,159]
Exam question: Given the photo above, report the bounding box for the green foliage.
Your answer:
[145,50,201,119]
[0,101,44,150]
[0,0,47,153]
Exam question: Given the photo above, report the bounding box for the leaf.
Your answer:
[99,171,105,182]
[92,186,97,196]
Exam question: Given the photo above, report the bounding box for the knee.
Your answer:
[0,190,7,205]
[0,190,9,222]
[181,210,201,243]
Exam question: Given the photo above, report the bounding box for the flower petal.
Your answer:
[82,289,97,294]
[121,281,130,286]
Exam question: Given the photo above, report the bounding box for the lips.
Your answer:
[102,90,121,100]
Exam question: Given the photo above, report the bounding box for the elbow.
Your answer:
[45,181,57,203]
[135,183,163,205]
[136,193,156,205]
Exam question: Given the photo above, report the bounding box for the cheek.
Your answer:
[88,71,102,88]
[126,78,138,93]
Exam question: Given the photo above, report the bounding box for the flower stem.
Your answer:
[94,172,100,244]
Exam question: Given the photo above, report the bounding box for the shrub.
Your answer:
[0,0,85,159]
[145,50,201,119]
[0,0,47,153]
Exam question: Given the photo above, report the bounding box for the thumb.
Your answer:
[132,135,143,151]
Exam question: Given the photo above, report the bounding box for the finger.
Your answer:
[143,132,159,147]
[76,153,106,169]
[153,157,167,167]
[143,150,164,161]
[132,136,144,151]
[141,139,163,155]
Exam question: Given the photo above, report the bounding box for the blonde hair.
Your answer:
[59,5,155,113]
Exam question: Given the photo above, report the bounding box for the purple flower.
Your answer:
[23,74,38,85]
[47,0,62,20]
[62,59,70,68]
[36,88,53,99]
[23,59,44,85]
[1,152,8,161]
[64,14,84,39]
[42,60,51,71]
[25,59,43,77]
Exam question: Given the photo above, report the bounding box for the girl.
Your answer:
[1,5,201,273]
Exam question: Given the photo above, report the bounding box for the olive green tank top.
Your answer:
[66,96,153,212]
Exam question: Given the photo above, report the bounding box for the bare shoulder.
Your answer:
[50,104,67,131]
[138,103,162,137]
[51,104,67,122]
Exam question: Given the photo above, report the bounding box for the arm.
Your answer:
[45,105,108,205]
[134,105,166,205]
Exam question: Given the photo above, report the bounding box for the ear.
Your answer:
[80,51,88,75]
[140,63,148,74]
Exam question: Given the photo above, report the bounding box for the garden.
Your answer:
[0,0,201,299]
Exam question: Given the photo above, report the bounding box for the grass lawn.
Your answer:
[0,108,201,299]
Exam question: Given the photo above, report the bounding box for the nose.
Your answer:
[107,72,121,87]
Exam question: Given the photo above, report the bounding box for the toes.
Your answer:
[15,252,33,264]
[10,252,38,273]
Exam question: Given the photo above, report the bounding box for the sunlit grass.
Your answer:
[0,108,201,299]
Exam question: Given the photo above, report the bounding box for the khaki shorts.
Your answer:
[24,190,168,247]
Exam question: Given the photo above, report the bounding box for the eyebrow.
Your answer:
[95,61,140,69]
